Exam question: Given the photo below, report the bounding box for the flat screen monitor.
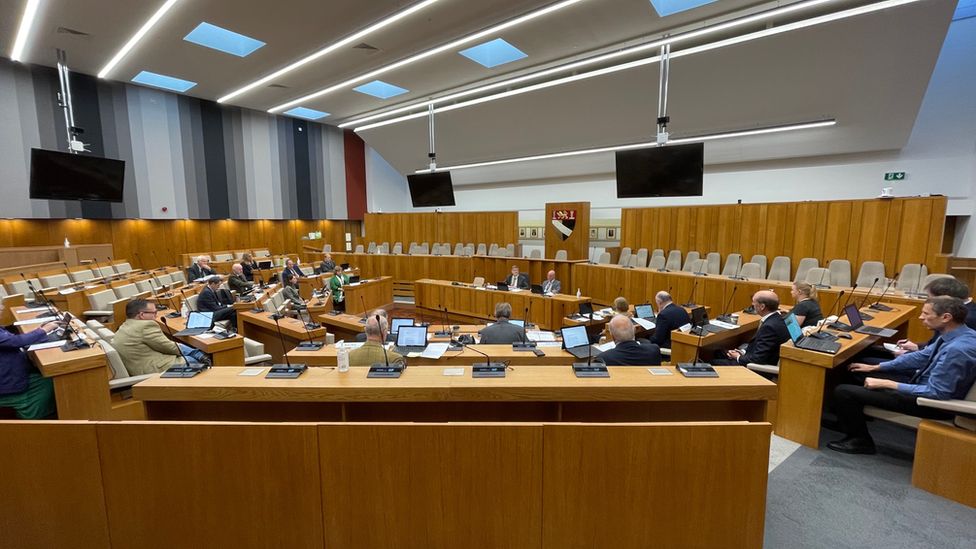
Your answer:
[390,318,413,334]
[690,306,709,327]
[634,304,655,319]
[509,319,526,328]
[615,142,703,198]
[29,148,126,202]
[560,325,589,349]
[396,325,428,346]
[186,311,214,329]
[407,171,455,207]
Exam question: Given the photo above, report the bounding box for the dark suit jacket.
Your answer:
[196,287,233,312]
[652,303,690,350]
[738,312,791,365]
[228,274,252,294]
[967,301,976,331]
[241,262,257,282]
[597,339,662,366]
[281,266,304,282]
[506,273,530,289]
[187,264,214,281]
[478,320,526,344]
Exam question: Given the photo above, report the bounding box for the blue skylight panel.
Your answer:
[353,80,408,99]
[649,0,718,17]
[954,0,975,21]
[459,38,528,68]
[284,107,330,120]
[131,71,197,93]
[183,22,265,57]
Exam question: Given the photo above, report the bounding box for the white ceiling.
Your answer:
[0,0,959,178]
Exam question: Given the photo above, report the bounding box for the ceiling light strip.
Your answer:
[217,0,442,104]
[97,0,183,78]
[268,0,585,113]
[340,0,843,128]
[10,0,41,62]
[355,0,924,132]
[414,119,836,173]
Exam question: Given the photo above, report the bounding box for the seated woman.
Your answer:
[791,281,823,328]
[281,273,306,309]
[0,303,61,419]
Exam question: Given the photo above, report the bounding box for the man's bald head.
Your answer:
[607,314,635,343]
[752,290,780,315]
[364,314,388,341]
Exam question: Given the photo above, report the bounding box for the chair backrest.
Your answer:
[86,320,105,330]
[135,280,154,294]
[367,242,377,254]
[896,263,928,291]
[41,273,71,289]
[651,249,664,258]
[665,251,682,271]
[0,285,6,299]
[768,256,791,281]
[489,243,499,254]
[454,243,464,256]
[597,252,612,265]
[71,270,95,283]
[354,244,365,254]
[705,253,721,275]
[98,341,129,379]
[115,262,133,274]
[96,327,115,344]
[170,272,186,284]
[431,244,442,256]
[473,276,485,286]
[115,284,139,299]
[828,259,852,287]
[795,257,819,282]
[506,244,515,256]
[476,243,487,255]
[380,242,390,254]
[186,293,199,311]
[555,250,568,261]
[722,254,743,276]
[636,248,648,263]
[530,249,542,259]
[157,274,174,286]
[628,255,641,268]
[620,247,632,258]
[690,259,707,274]
[805,267,831,285]
[88,290,116,311]
[647,255,666,270]
[856,261,887,287]
[214,253,233,262]
[8,280,32,299]
[740,262,763,279]
[234,252,247,260]
[392,242,403,254]
[95,266,115,278]
[750,255,768,277]
[254,249,271,258]
[682,252,701,272]
[617,250,632,266]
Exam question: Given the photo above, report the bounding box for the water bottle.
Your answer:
[337,341,349,372]
[576,288,581,298]
[180,301,189,318]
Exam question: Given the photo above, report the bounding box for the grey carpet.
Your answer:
[764,422,976,548]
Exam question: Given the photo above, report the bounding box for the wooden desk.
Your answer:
[670,310,768,363]
[414,278,589,331]
[341,276,393,315]
[288,343,577,367]
[153,312,245,366]
[133,364,775,423]
[775,304,914,448]
[239,310,327,363]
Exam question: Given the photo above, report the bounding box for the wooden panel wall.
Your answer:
[363,212,518,247]
[545,202,590,260]
[620,196,947,274]
[0,219,361,269]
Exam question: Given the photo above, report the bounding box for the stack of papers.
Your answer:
[27,341,67,351]
[633,318,655,330]
[594,342,616,352]
[526,331,556,342]
[421,343,449,359]
[14,316,57,326]
[709,319,739,330]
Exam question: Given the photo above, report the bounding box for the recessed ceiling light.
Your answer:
[10,0,41,62]
[353,80,408,99]
[459,38,528,68]
[183,22,265,57]
[131,70,197,92]
[98,0,183,78]
[649,0,718,18]
[284,107,330,120]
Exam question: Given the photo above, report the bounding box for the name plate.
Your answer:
[265,364,307,379]
[472,364,506,378]
[572,364,610,378]
[368,365,405,378]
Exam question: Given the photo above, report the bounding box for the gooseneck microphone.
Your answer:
[378,315,391,368]
[359,295,368,324]
[870,272,899,312]
[683,277,700,308]
[716,286,738,323]
[467,343,501,369]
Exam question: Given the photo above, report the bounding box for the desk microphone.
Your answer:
[716,286,738,323]
[524,302,535,329]
[270,313,299,370]
[435,305,452,337]
[467,343,502,369]
[814,266,831,289]
[148,281,169,310]
[295,308,324,350]
[908,264,926,298]
[24,278,58,319]
[817,290,847,337]
[378,315,391,368]
[870,272,898,312]
[683,277,700,308]
[359,295,368,324]
[90,259,107,283]
[728,259,747,281]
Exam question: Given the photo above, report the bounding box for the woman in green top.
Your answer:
[329,265,349,312]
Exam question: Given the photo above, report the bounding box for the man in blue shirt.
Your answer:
[828,296,976,454]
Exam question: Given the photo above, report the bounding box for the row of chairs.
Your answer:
[205,249,272,262]
[4,262,137,300]
[328,242,526,258]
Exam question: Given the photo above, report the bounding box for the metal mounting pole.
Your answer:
[427,104,437,171]
[656,43,671,145]
[56,48,79,152]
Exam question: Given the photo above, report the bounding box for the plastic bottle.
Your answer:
[181,301,189,318]
[576,288,581,298]
[337,341,349,372]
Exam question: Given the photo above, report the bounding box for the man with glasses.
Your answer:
[113,299,210,376]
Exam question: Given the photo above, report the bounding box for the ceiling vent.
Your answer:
[56,27,90,36]
[267,83,289,89]
[353,42,380,52]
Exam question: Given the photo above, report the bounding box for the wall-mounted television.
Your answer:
[615,142,703,198]
[407,171,455,207]
[29,148,126,202]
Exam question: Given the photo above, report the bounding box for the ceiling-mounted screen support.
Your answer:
[656,43,671,145]
[427,103,437,171]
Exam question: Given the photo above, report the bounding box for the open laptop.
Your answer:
[531,284,544,295]
[634,303,656,320]
[349,275,361,284]
[388,318,413,342]
[785,313,840,354]
[560,325,599,359]
[496,282,509,291]
[257,260,272,269]
[173,311,214,337]
[577,302,594,319]
[340,263,350,270]
[689,306,725,334]
[393,325,428,354]
[845,304,898,338]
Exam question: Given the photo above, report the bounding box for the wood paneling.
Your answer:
[621,197,947,276]
[545,202,591,260]
[912,420,976,508]
[364,212,518,249]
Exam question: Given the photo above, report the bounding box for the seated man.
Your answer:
[891,277,976,356]
[601,297,632,342]
[349,314,404,367]
[281,258,304,283]
[0,302,60,418]
[196,278,238,326]
[712,290,789,366]
[478,302,526,344]
[597,315,662,366]
[319,253,337,275]
[541,270,561,294]
[828,296,976,454]
[505,266,529,290]
[187,256,214,281]
[652,291,690,350]
[114,299,209,375]
[227,263,253,295]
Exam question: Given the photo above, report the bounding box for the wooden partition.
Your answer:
[0,420,772,549]
[620,196,948,275]
[0,218,361,270]
[363,211,518,248]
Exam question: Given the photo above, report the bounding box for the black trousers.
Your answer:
[833,382,952,439]
[333,299,345,313]
[211,306,237,327]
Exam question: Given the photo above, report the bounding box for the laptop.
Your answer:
[690,306,725,334]
[496,282,509,291]
[394,325,428,354]
[257,260,272,269]
[340,263,350,270]
[388,318,413,342]
[560,325,599,359]
[509,319,526,329]
[349,275,361,284]
[577,302,594,318]
[634,304,656,320]
[174,311,214,337]
[845,304,898,338]
[785,313,840,354]
[531,284,544,295]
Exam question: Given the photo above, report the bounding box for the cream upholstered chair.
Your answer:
[597,252,612,265]
[855,261,887,287]
[114,262,133,274]
[41,273,72,289]
[617,247,632,266]
[472,276,486,287]
[805,267,831,286]
[750,255,768,278]
[185,293,200,311]
[828,259,852,287]
[647,255,666,270]
[84,290,121,319]
[476,243,488,255]
[636,248,649,266]
[254,249,271,258]
[354,244,365,254]
[70,270,95,283]
[705,253,721,275]
[367,242,377,254]
[681,252,701,272]
[99,341,155,390]
[392,242,403,254]
[794,257,819,282]
[651,249,664,259]
[169,272,187,285]
[665,251,682,271]
[555,250,568,261]
[628,255,642,268]
[244,338,273,366]
[454,243,464,256]
[488,243,499,255]
[722,254,743,277]
[768,256,791,281]
[896,263,928,292]
[96,327,116,344]
[214,253,233,262]
[739,263,763,279]
[530,249,542,259]
[114,284,142,299]
[689,259,707,275]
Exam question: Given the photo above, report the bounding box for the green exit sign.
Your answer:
[884,172,906,181]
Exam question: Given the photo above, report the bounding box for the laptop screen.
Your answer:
[783,313,804,343]
[509,319,525,328]
[561,325,589,349]
[844,304,863,328]
[690,306,708,327]
[579,302,594,316]
[257,260,272,269]
[390,318,413,334]
[186,311,214,329]
[634,304,654,319]
[396,325,427,346]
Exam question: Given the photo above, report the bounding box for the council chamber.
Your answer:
[1,0,975,548]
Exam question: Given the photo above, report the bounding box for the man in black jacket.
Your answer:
[187,256,214,281]
[281,258,304,284]
[713,290,789,366]
[651,291,690,350]
[504,266,530,290]
[597,315,662,366]
[196,278,237,326]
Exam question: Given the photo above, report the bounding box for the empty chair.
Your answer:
[651,249,664,258]
[322,244,332,253]
[628,255,642,268]
[689,259,707,274]
[379,242,390,254]
[855,261,887,287]
[244,338,273,366]
[185,293,200,311]
[254,249,271,258]
[681,252,701,273]
[476,243,487,255]
[555,250,568,261]
[506,244,515,256]
[214,253,233,262]
[828,259,852,287]
[84,290,120,319]
[419,243,430,254]
[40,273,71,289]
[722,254,743,276]
[10,278,42,302]
[768,256,791,281]
[665,250,682,271]
[805,267,831,286]
[617,247,633,266]
[407,242,418,254]
[114,284,140,299]
[636,248,649,265]
[234,252,247,260]
[354,244,365,254]
[488,243,499,255]
[739,262,763,279]
[896,263,930,292]
[597,252,612,265]
[367,242,377,254]
[705,253,721,275]
[530,249,542,259]
[157,273,174,286]
[794,258,819,282]
[454,243,464,256]
[71,270,95,283]
[135,280,155,294]
[114,262,133,274]
[392,242,403,254]
[750,255,768,278]
[473,276,485,287]
[171,272,188,285]
[647,255,666,270]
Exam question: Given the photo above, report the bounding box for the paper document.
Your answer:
[442,367,465,376]
[14,316,57,326]
[594,342,616,352]
[239,368,265,376]
[526,331,556,342]
[710,319,739,330]
[28,341,67,351]
[421,343,449,359]
[648,368,673,376]
[537,342,562,348]
[336,342,364,350]
[600,307,613,315]
[18,307,51,313]
[883,343,899,353]
[58,288,76,295]
[633,318,656,330]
